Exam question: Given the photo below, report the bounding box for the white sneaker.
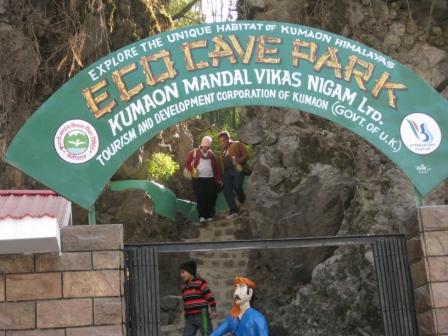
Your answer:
[199,217,206,223]
[206,217,214,222]
[226,213,238,219]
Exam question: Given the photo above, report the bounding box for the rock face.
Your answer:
[283,246,383,336]
[249,161,355,287]
[238,0,448,334]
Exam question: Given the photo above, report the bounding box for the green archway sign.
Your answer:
[5,21,448,209]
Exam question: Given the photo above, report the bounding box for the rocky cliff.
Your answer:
[237,0,448,334]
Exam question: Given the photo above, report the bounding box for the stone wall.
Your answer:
[409,206,448,336]
[0,224,125,336]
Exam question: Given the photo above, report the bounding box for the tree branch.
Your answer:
[172,0,201,21]
[425,0,437,36]
[183,15,202,24]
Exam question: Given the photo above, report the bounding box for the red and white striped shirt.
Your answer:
[181,277,217,316]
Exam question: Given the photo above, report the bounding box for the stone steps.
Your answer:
[161,216,249,333]
[194,227,240,239]
[198,257,248,267]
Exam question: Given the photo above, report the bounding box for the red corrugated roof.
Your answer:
[0,190,71,228]
[0,190,58,196]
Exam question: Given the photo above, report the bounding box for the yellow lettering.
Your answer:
[208,35,237,67]
[140,50,177,86]
[292,39,317,67]
[314,47,342,78]
[256,36,281,64]
[228,35,256,64]
[112,63,144,101]
[181,40,209,71]
[344,56,374,91]
[372,72,407,109]
[82,80,116,119]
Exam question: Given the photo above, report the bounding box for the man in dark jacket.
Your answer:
[218,131,249,219]
[180,260,218,336]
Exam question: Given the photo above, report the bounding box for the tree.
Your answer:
[166,0,203,27]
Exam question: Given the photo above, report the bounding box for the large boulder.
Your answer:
[238,0,448,334]
[281,246,383,336]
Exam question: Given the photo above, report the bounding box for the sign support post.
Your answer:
[88,205,96,225]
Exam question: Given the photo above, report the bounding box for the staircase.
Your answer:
[161,215,249,335]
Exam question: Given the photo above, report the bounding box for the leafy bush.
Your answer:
[146,152,179,183]
[202,107,241,130]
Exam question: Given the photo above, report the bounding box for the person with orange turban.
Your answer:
[211,276,269,336]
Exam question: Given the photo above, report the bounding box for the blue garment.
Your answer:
[211,308,269,336]
[223,169,245,214]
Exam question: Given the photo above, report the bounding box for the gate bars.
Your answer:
[124,234,419,336]
[125,247,160,336]
[373,237,419,336]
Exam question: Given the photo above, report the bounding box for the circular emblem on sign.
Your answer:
[54,120,99,163]
[400,113,441,155]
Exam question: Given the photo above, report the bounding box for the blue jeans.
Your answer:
[223,169,245,214]
[183,314,213,336]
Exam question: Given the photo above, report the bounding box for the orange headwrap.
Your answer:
[234,276,256,289]
[230,277,256,318]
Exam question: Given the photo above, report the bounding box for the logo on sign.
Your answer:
[400,113,441,154]
[416,164,432,174]
[54,120,99,163]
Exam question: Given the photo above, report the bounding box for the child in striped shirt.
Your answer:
[179,260,218,336]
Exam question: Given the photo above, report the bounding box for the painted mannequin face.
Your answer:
[233,283,253,306]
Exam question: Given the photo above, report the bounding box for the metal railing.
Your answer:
[124,234,418,336]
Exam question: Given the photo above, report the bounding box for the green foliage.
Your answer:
[195,125,253,162]
[146,152,179,183]
[196,127,234,154]
[166,0,203,28]
[196,106,253,157]
[201,107,241,130]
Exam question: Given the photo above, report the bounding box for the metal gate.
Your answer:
[124,234,418,336]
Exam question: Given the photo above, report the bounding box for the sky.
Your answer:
[200,0,237,22]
